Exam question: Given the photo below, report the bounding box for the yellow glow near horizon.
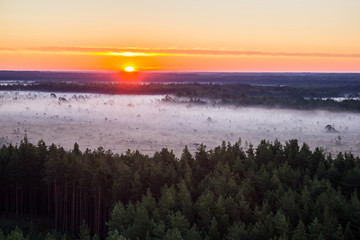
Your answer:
[107,52,149,57]
[125,66,135,72]
[104,52,172,57]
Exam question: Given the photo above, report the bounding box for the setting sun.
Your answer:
[125,66,135,72]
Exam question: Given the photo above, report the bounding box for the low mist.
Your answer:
[1,91,359,157]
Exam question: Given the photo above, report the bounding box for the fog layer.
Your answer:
[1,91,359,157]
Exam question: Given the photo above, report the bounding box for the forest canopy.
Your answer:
[1,137,360,239]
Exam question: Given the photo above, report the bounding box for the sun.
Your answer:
[125,66,135,72]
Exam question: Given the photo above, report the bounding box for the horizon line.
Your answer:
[1,69,360,74]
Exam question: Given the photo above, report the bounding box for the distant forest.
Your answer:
[1,137,360,239]
[1,71,360,85]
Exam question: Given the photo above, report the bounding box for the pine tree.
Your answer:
[334,224,344,240]
[180,145,193,168]
[44,233,56,240]
[344,222,354,240]
[163,228,184,240]
[158,185,177,217]
[213,196,227,233]
[106,230,127,240]
[250,221,267,240]
[177,180,193,221]
[169,211,190,236]
[226,221,249,240]
[273,211,289,237]
[79,220,90,240]
[184,225,202,240]
[6,227,24,240]
[349,191,360,239]
[279,189,299,227]
[308,217,323,240]
[130,205,151,239]
[107,202,126,233]
[152,220,166,239]
[292,220,306,240]
[141,189,157,216]
[130,171,143,201]
[194,191,215,230]
[322,207,338,240]
[208,217,220,240]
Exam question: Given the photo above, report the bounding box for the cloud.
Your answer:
[1,46,360,58]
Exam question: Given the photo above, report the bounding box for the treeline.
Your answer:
[221,95,360,112]
[1,137,360,239]
[1,71,360,85]
[2,81,360,98]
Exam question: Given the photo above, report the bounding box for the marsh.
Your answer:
[1,91,359,157]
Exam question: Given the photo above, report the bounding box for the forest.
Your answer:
[1,71,360,85]
[1,137,360,239]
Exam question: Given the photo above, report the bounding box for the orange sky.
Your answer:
[1,0,360,72]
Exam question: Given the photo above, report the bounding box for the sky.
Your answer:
[1,0,360,72]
